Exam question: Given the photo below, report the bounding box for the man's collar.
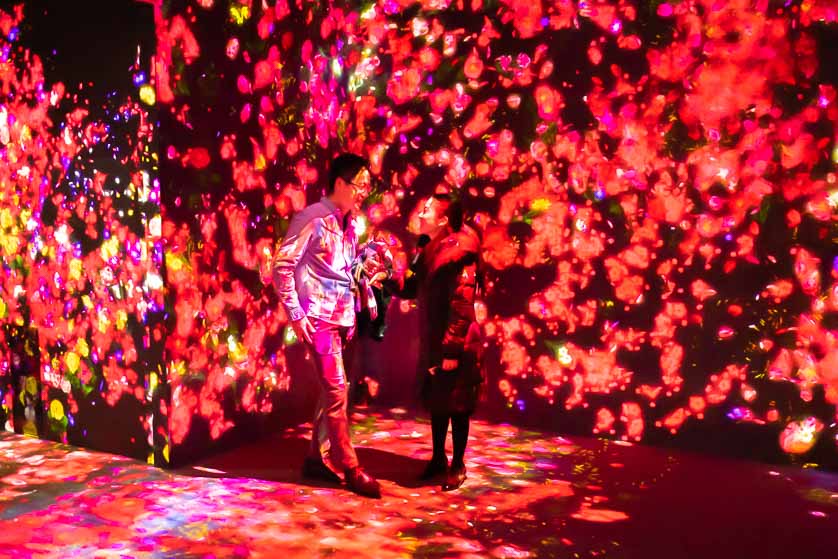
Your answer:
[321,197,339,214]
[321,197,353,231]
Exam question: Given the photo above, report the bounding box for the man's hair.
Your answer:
[432,193,463,232]
[328,153,369,194]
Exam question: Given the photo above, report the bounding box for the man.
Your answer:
[273,153,381,498]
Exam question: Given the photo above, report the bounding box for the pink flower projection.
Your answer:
[151,0,837,460]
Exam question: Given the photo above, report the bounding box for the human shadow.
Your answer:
[176,434,435,489]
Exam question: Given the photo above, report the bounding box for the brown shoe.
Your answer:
[442,464,467,491]
[345,467,381,498]
[302,457,341,484]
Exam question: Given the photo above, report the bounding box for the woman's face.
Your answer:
[416,197,448,237]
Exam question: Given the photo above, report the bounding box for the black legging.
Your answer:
[430,413,470,468]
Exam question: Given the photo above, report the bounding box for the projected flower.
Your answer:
[0,5,163,461]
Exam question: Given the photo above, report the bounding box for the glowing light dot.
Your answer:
[360,4,377,19]
[411,17,429,37]
[139,84,156,106]
[330,58,343,78]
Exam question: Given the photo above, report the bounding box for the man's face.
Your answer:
[348,168,372,210]
[333,167,371,213]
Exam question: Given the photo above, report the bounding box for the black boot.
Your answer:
[442,463,467,491]
[419,457,448,480]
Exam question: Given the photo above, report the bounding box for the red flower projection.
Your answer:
[152,0,837,462]
[0,3,164,462]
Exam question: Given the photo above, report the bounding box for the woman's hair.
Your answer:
[432,193,463,232]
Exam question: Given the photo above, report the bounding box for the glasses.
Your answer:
[346,174,383,208]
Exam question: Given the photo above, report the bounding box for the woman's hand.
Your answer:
[362,254,389,288]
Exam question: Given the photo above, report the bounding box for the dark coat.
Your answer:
[388,226,484,416]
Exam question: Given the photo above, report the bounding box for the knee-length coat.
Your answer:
[388,225,484,415]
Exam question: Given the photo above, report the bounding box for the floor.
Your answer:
[0,409,837,559]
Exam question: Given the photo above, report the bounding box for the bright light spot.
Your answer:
[139,84,156,106]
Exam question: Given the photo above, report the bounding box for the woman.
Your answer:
[387,193,483,491]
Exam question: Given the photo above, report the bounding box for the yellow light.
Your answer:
[331,58,343,78]
[65,352,80,373]
[76,338,89,358]
[230,4,250,25]
[116,309,128,330]
[69,258,83,280]
[360,4,377,19]
[170,360,186,377]
[139,84,156,106]
[530,198,552,212]
[165,252,184,271]
[254,153,267,171]
[49,399,65,421]
[0,208,12,229]
[100,236,120,260]
[284,325,298,345]
[557,346,573,366]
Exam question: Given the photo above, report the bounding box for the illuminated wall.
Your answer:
[2,0,836,469]
[0,2,166,464]
[156,0,838,468]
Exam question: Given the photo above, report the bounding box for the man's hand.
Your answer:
[291,316,315,345]
[442,358,459,371]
